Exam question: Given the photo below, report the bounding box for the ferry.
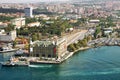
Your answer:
[1,61,29,67]
[1,57,29,67]
[1,61,16,67]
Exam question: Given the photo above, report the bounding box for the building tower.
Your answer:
[24,7,33,18]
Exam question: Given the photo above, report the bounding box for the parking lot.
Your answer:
[88,38,120,46]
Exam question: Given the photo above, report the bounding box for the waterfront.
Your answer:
[0,46,120,80]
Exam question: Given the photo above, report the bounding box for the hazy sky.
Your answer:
[0,0,69,3]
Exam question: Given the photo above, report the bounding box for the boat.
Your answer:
[29,60,60,65]
[1,61,29,67]
[1,62,16,67]
[1,57,29,67]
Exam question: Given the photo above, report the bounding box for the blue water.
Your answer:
[0,46,120,80]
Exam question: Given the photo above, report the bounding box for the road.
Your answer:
[64,30,88,46]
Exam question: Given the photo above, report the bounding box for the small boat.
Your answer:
[1,61,29,67]
[1,57,29,67]
[1,62,16,67]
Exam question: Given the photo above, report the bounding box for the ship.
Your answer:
[1,57,29,67]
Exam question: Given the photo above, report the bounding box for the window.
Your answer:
[48,54,51,58]
[42,54,45,57]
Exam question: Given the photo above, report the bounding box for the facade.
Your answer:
[27,22,40,27]
[56,38,67,59]
[11,18,25,29]
[24,7,33,18]
[0,30,16,42]
[89,19,100,23]
[0,22,8,28]
[0,49,17,62]
[103,27,113,35]
[30,38,67,60]
[31,41,56,58]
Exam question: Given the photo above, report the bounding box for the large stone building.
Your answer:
[11,18,25,29]
[0,30,16,42]
[30,38,67,60]
[27,22,40,27]
[0,22,8,28]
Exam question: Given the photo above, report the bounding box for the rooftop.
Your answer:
[11,18,25,21]
[34,41,55,47]
[33,38,66,47]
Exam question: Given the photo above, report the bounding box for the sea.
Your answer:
[0,46,120,80]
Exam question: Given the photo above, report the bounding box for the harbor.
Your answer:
[0,51,75,66]
[1,46,120,80]
[2,37,120,67]
[88,38,120,47]
[1,57,29,67]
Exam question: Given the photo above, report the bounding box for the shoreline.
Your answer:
[29,44,120,63]
[28,47,91,65]
[67,38,120,61]
[2,45,119,67]
[73,47,90,53]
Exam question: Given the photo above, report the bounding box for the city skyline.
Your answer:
[0,0,69,3]
[1,0,115,3]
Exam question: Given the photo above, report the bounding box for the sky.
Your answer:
[0,0,69,3]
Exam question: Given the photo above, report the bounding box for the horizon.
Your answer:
[0,0,70,3]
[0,0,117,3]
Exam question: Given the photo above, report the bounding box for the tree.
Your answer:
[82,39,87,47]
[86,35,92,41]
[99,16,116,28]
[26,17,37,24]
[67,44,76,52]
[94,27,101,38]
[72,18,87,27]
[4,24,15,32]
[24,44,29,50]
[12,41,17,48]
[0,15,15,22]
[32,34,38,41]
[74,43,80,49]
[78,38,88,47]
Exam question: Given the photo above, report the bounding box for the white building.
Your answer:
[27,22,40,27]
[89,19,100,23]
[0,30,16,42]
[11,18,25,29]
[103,27,113,35]
[24,7,33,18]
[0,22,8,28]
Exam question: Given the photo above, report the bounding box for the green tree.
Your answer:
[12,41,17,48]
[67,44,76,52]
[26,17,37,24]
[94,27,101,38]
[0,15,15,22]
[4,24,15,32]
[74,43,79,49]
[32,34,38,41]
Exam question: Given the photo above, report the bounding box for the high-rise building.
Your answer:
[24,7,33,18]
